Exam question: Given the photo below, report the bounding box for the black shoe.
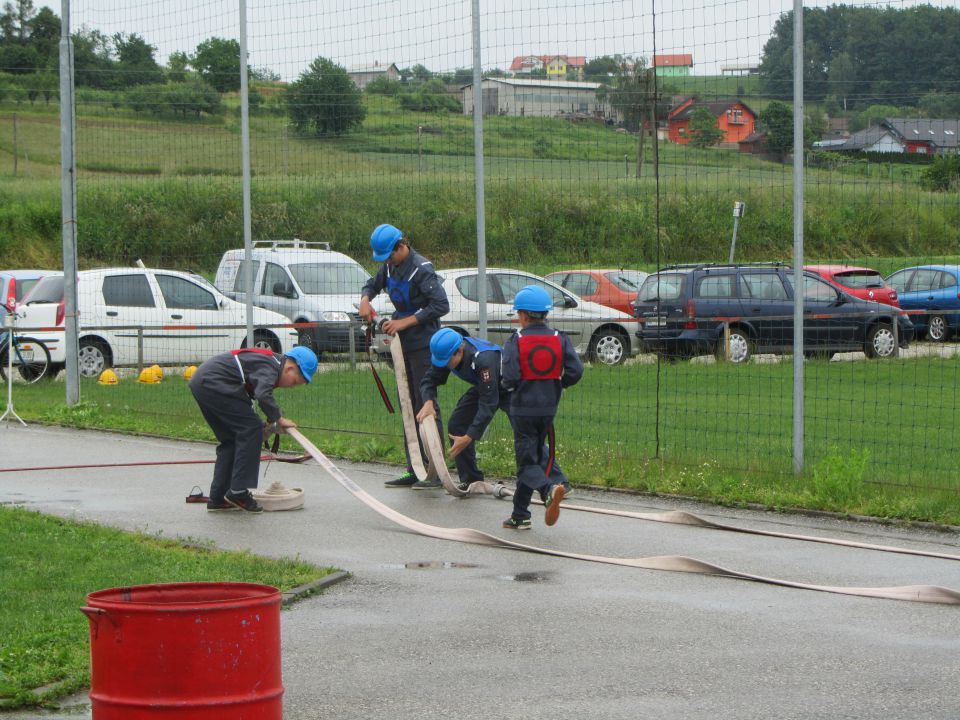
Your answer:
[385,471,417,488]
[206,499,239,512]
[224,490,264,513]
[502,516,532,530]
[412,478,442,490]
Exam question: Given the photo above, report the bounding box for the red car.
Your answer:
[804,265,900,307]
[545,269,649,316]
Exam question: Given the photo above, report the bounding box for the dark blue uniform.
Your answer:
[501,323,583,521]
[189,349,285,503]
[362,248,449,473]
[420,336,510,485]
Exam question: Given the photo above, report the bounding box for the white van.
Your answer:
[19,267,298,378]
[214,239,370,355]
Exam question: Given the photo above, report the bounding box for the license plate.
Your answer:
[16,346,34,363]
[645,316,665,327]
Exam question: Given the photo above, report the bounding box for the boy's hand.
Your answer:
[447,433,473,458]
[416,401,437,424]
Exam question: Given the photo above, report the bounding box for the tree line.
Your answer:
[760,5,960,114]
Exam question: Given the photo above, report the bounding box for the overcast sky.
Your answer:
[47,0,936,80]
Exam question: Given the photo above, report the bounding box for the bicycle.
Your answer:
[0,314,51,384]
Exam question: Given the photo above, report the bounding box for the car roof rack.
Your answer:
[253,238,331,251]
[657,261,788,271]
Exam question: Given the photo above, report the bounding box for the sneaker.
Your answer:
[385,471,417,488]
[224,490,264,514]
[544,484,566,527]
[206,499,238,512]
[412,478,442,490]
[456,481,473,493]
[502,517,532,530]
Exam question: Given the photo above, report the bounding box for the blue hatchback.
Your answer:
[886,265,960,342]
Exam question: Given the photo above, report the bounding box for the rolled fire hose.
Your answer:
[388,332,437,483]
[287,427,960,605]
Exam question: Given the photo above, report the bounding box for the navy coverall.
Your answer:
[420,336,510,484]
[362,248,449,471]
[189,349,284,502]
[501,323,583,521]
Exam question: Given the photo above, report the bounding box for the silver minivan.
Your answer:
[214,240,371,355]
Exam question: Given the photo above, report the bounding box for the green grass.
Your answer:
[7,354,960,525]
[0,506,336,708]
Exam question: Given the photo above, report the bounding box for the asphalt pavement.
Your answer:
[2,424,960,720]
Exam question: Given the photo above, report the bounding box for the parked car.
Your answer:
[1,270,59,319]
[371,267,638,366]
[633,263,913,363]
[885,264,960,342]
[545,268,649,315]
[18,267,298,377]
[214,240,370,355]
[804,265,900,307]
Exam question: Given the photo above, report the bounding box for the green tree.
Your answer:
[286,57,366,137]
[759,100,793,158]
[192,37,240,93]
[598,57,659,178]
[408,64,432,83]
[827,51,855,112]
[919,92,960,118]
[113,33,163,87]
[688,106,724,148]
[397,78,461,113]
[0,0,35,42]
[920,156,960,192]
[72,27,115,88]
[365,76,401,96]
[166,50,190,83]
[125,80,221,118]
[0,42,37,74]
[849,104,901,132]
[26,5,58,67]
[583,55,620,80]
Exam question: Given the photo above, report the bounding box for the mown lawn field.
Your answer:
[0,506,335,709]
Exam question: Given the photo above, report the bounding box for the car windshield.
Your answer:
[23,276,64,304]
[834,271,884,289]
[289,263,370,295]
[638,273,685,302]
[605,271,647,291]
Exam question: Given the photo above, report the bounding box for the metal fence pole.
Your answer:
[137,328,144,374]
[59,0,79,405]
[239,0,254,348]
[471,0,488,339]
[348,324,356,370]
[792,0,805,475]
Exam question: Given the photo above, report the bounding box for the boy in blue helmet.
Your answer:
[358,223,450,488]
[500,285,583,529]
[416,327,510,491]
[189,345,317,513]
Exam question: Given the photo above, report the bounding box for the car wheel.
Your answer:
[926,314,949,342]
[589,327,628,366]
[245,330,281,353]
[297,326,319,353]
[715,329,751,363]
[78,339,111,378]
[864,324,897,358]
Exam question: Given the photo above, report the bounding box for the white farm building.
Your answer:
[462,78,615,120]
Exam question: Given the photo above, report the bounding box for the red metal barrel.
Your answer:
[82,582,283,719]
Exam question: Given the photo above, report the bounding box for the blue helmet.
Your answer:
[370,223,403,262]
[430,328,464,367]
[286,346,318,383]
[513,285,553,313]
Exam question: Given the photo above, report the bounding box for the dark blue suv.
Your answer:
[633,263,914,362]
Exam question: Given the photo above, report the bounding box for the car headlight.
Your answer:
[320,311,351,322]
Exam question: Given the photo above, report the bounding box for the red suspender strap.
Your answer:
[518,331,563,380]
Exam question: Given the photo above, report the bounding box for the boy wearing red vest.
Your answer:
[500,285,583,530]
[189,346,317,513]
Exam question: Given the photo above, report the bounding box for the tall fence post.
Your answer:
[791,0,805,475]
[239,0,254,349]
[471,0,488,340]
[59,0,79,406]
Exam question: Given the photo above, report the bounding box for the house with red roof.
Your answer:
[509,55,586,80]
[667,97,757,145]
[653,54,693,77]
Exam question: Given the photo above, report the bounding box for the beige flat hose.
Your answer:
[288,427,960,605]
[387,332,437,482]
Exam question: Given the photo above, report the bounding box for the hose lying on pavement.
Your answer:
[287,427,960,606]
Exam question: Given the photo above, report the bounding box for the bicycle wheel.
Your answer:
[9,336,51,384]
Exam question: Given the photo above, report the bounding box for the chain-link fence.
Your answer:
[2,0,959,506]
